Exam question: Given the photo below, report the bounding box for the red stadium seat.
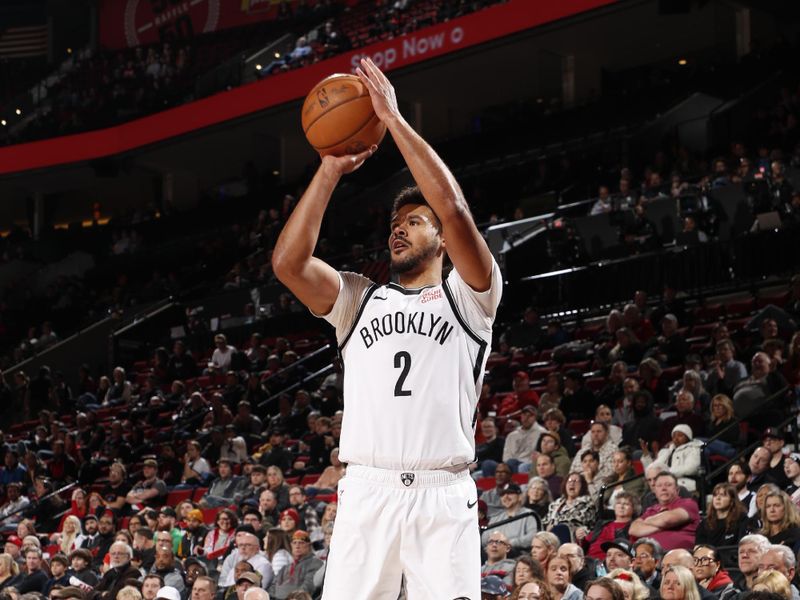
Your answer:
[166,489,194,506]
[192,487,209,502]
[476,477,495,492]
[301,473,321,485]
[512,473,529,485]
[568,420,591,436]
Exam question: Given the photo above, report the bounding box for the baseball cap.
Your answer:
[499,483,522,496]
[602,539,634,557]
[520,405,537,415]
[5,535,22,548]
[156,587,181,600]
[541,430,561,444]
[159,506,177,518]
[143,458,158,468]
[481,575,510,596]
[235,572,262,586]
[292,530,310,542]
[671,424,693,441]
[83,515,98,525]
[789,453,800,465]
[763,427,783,440]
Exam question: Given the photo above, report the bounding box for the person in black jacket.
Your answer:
[622,391,660,451]
[17,547,49,594]
[695,483,748,568]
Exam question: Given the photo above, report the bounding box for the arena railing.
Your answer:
[256,362,336,412]
[480,510,542,538]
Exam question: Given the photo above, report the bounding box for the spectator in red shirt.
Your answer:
[629,471,699,550]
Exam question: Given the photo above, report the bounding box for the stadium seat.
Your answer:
[476,477,495,492]
[568,420,591,436]
[166,489,194,505]
[512,473,529,485]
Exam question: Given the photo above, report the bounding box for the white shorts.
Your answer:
[320,464,481,600]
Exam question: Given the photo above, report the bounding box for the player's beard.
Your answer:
[390,238,439,275]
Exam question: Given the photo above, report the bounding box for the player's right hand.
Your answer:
[321,145,377,176]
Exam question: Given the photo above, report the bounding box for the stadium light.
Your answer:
[256,64,262,71]
[274,52,281,58]
[678,58,687,65]
[15,108,21,115]
[1,120,6,126]
[67,47,72,54]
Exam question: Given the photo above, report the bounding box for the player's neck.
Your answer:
[395,263,442,289]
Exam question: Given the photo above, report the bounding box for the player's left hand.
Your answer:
[356,57,400,123]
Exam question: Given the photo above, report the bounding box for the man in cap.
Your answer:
[3,534,23,564]
[480,484,537,554]
[539,430,570,477]
[235,572,262,600]
[156,507,182,555]
[182,510,209,556]
[258,428,293,474]
[762,428,790,488]
[502,405,546,473]
[268,530,323,599]
[125,459,167,511]
[480,575,510,599]
[155,586,182,600]
[602,539,634,571]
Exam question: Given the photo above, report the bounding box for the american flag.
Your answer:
[0,25,48,58]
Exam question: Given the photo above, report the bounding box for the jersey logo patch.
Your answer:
[400,472,415,487]
[420,288,443,304]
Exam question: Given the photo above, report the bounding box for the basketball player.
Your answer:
[272,57,501,599]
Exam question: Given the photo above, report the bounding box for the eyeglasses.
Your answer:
[487,540,509,547]
[693,557,715,565]
[635,553,653,560]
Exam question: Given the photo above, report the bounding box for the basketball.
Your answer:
[301,73,387,157]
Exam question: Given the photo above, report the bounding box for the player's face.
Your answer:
[388,204,442,275]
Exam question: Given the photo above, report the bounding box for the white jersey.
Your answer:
[319,261,502,470]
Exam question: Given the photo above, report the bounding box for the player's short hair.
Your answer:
[391,186,441,232]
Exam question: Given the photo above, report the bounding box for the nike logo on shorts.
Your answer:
[467,499,478,509]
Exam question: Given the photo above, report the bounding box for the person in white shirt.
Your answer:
[181,441,211,485]
[210,334,236,373]
[218,531,274,589]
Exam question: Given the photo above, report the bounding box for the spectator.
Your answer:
[511,555,542,591]
[543,473,597,533]
[286,487,321,545]
[17,546,47,593]
[597,362,628,416]
[539,431,570,478]
[704,395,739,458]
[149,545,184,593]
[473,418,505,477]
[534,453,563,500]
[629,472,699,550]
[502,307,544,352]
[202,510,237,562]
[751,571,792,599]
[268,530,322,599]
[579,405,622,449]
[603,539,634,573]
[632,537,664,590]
[523,477,553,520]
[756,545,799,598]
[265,466,290,512]
[692,545,739,600]
[481,531,516,584]
[200,459,246,508]
[219,529,274,589]
[531,532,560,573]
[621,390,660,450]
[590,186,613,215]
[545,556,582,600]
[759,490,800,549]
[580,492,639,560]
[606,569,650,600]
[0,482,30,528]
[695,484,747,566]
[561,370,598,421]
[258,428,294,473]
[660,564,700,600]
[191,576,217,600]
[126,459,168,512]
[542,409,577,458]
[132,527,156,570]
[642,425,702,492]
[569,422,618,482]
[655,315,689,367]
[601,447,647,505]
[93,541,140,600]
[480,484,537,554]
[761,428,791,488]
[736,534,770,590]
[659,391,705,447]
[609,329,645,368]
[181,441,212,486]
[481,574,511,599]
[210,334,236,374]
[749,447,776,491]
[705,340,748,398]
[513,578,550,600]
[502,406,546,473]
[579,450,603,497]
[539,374,565,416]
[557,543,596,593]
[264,528,292,579]
[167,340,197,382]
[734,352,789,422]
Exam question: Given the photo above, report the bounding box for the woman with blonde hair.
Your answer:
[760,490,800,548]
[266,466,290,511]
[704,395,738,458]
[531,531,560,573]
[0,553,19,589]
[51,515,84,554]
[607,569,649,600]
[116,586,143,600]
[752,570,792,599]
[660,565,701,600]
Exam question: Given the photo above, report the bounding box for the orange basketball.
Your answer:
[301,73,387,157]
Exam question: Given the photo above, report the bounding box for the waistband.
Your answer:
[345,464,470,489]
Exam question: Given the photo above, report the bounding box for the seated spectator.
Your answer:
[264,528,292,579]
[603,539,634,573]
[703,394,739,458]
[202,509,237,562]
[219,529,274,589]
[621,390,660,451]
[209,334,236,374]
[695,483,747,566]
[481,574,511,600]
[542,408,577,458]
[267,530,323,599]
[557,543,597,593]
[511,555,543,590]
[569,422,618,483]
[149,545,184,593]
[67,547,97,586]
[597,362,628,416]
[200,458,246,508]
[590,185,614,215]
[735,534,770,590]
[534,453,563,500]
[660,564,699,600]
[480,484,537,555]
[125,459,167,512]
[674,370,709,412]
[756,544,799,598]
[0,482,30,529]
[705,340,748,398]
[17,546,48,593]
[642,425,702,492]
[654,314,689,367]
[257,428,294,473]
[501,306,544,353]
[266,466,291,512]
[514,578,552,600]
[726,461,754,510]
[502,406,546,473]
[579,450,603,498]
[531,531,560,573]
[632,537,664,590]
[760,490,800,549]
[538,373,565,416]
[93,541,140,600]
[286,487,321,545]
[608,328,645,368]
[629,471,699,550]
[545,556,583,600]
[543,473,597,534]
[472,418,505,477]
[539,431,570,478]
[691,545,739,600]
[133,527,156,570]
[580,492,639,560]
[751,570,792,599]
[561,370,598,421]
[762,428,791,488]
[601,447,647,506]
[580,405,622,448]
[659,391,705,447]
[167,340,197,382]
[606,569,650,600]
[106,367,133,406]
[180,441,212,486]
[481,531,516,584]
[50,515,85,555]
[734,352,789,422]
[524,476,553,520]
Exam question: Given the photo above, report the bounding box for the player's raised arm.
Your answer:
[356,57,495,292]
[272,148,376,315]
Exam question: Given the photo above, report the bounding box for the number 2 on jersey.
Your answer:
[394,351,412,397]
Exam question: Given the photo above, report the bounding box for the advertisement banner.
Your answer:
[3,0,616,175]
